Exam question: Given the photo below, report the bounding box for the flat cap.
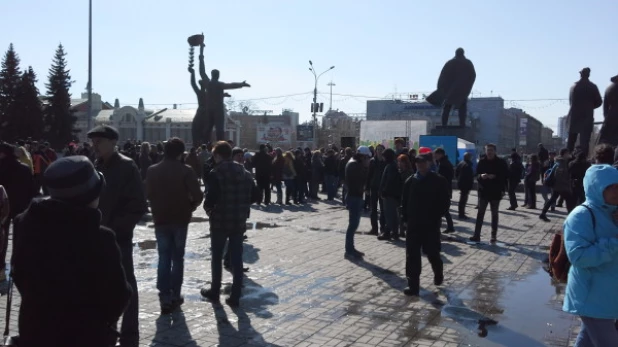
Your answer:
[87,125,119,140]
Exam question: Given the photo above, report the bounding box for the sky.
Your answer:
[2,0,617,132]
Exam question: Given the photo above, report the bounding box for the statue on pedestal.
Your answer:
[597,74,618,147]
[566,67,602,155]
[426,48,476,128]
[187,34,250,146]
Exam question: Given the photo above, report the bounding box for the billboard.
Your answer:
[296,125,314,142]
[257,123,292,144]
[359,120,428,149]
[519,117,528,146]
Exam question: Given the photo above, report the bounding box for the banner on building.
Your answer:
[257,123,292,144]
[519,118,528,146]
[296,125,314,142]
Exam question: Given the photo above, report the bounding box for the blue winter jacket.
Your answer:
[563,164,618,319]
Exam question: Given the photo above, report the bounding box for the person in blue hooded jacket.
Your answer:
[563,164,618,346]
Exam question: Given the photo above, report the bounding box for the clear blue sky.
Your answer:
[2,0,617,132]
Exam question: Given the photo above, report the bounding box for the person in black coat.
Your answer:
[455,152,474,219]
[11,156,131,347]
[401,153,450,296]
[0,142,34,275]
[471,144,509,243]
[434,148,455,232]
[507,153,525,210]
[378,148,401,240]
[252,144,273,205]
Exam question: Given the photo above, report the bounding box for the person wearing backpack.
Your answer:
[540,148,576,222]
[563,164,618,346]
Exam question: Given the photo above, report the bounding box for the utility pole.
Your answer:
[87,0,93,132]
[327,81,336,110]
[308,61,334,148]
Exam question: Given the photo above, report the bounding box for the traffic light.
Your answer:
[310,103,325,113]
[319,103,324,112]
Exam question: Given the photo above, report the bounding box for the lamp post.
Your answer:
[308,60,334,148]
[87,0,93,133]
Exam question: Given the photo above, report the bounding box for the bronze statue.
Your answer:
[566,67,603,155]
[426,48,476,127]
[598,74,618,147]
[187,34,250,146]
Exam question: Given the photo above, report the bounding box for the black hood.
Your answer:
[612,75,618,83]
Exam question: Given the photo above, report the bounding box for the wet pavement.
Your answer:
[1,190,580,346]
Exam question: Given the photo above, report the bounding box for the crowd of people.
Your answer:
[3,125,618,345]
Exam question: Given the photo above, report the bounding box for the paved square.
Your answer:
[0,190,580,346]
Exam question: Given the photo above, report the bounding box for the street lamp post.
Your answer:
[308,60,334,148]
[87,0,93,133]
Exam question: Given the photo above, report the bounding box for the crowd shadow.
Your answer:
[348,258,407,292]
[151,311,198,347]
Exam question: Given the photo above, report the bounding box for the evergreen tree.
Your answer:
[0,43,22,141]
[14,67,44,140]
[44,43,76,149]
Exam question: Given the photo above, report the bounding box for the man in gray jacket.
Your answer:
[88,125,148,347]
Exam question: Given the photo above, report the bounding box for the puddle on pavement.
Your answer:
[441,267,572,347]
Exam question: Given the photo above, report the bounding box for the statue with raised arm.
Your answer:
[426,48,476,128]
[187,34,234,146]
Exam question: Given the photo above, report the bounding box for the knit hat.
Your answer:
[44,156,105,205]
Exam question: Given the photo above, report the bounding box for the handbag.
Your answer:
[2,273,18,346]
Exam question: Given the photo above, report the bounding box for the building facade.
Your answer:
[73,94,240,146]
[541,127,554,149]
[557,116,568,142]
[229,109,299,150]
[367,97,518,153]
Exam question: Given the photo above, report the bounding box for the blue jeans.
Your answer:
[274,181,283,203]
[325,174,338,200]
[574,316,618,347]
[284,179,296,203]
[155,225,188,304]
[211,232,244,299]
[383,196,400,236]
[346,196,364,252]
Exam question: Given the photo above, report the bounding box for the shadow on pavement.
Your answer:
[214,305,283,347]
[151,311,198,347]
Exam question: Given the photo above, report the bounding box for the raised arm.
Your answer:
[222,81,251,90]
[189,68,200,95]
[199,44,209,83]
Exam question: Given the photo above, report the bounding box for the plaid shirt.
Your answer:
[204,160,255,235]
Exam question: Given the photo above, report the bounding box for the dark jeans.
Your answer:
[34,173,44,196]
[324,174,338,200]
[574,316,618,347]
[155,224,188,304]
[443,207,454,231]
[573,183,585,205]
[309,178,320,199]
[284,179,297,203]
[341,182,348,205]
[256,176,271,204]
[568,131,592,157]
[525,180,537,208]
[370,188,385,232]
[0,217,11,270]
[441,101,467,127]
[541,191,576,216]
[458,189,470,217]
[211,232,243,299]
[473,198,500,239]
[383,196,400,236]
[406,223,443,292]
[115,238,139,346]
[296,177,307,202]
[345,196,364,253]
[508,180,519,208]
[274,181,283,203]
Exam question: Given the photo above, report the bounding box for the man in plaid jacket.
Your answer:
[200,141,256,307]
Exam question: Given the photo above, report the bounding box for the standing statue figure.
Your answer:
[426,48,476,127]
[566,67,603,155]
[188,34,250,146]
[597,74,618,147]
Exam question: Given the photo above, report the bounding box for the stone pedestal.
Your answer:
[431,126,476,143]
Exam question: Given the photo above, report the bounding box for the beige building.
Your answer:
[229,109,299,150]
[73,94,240,146]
